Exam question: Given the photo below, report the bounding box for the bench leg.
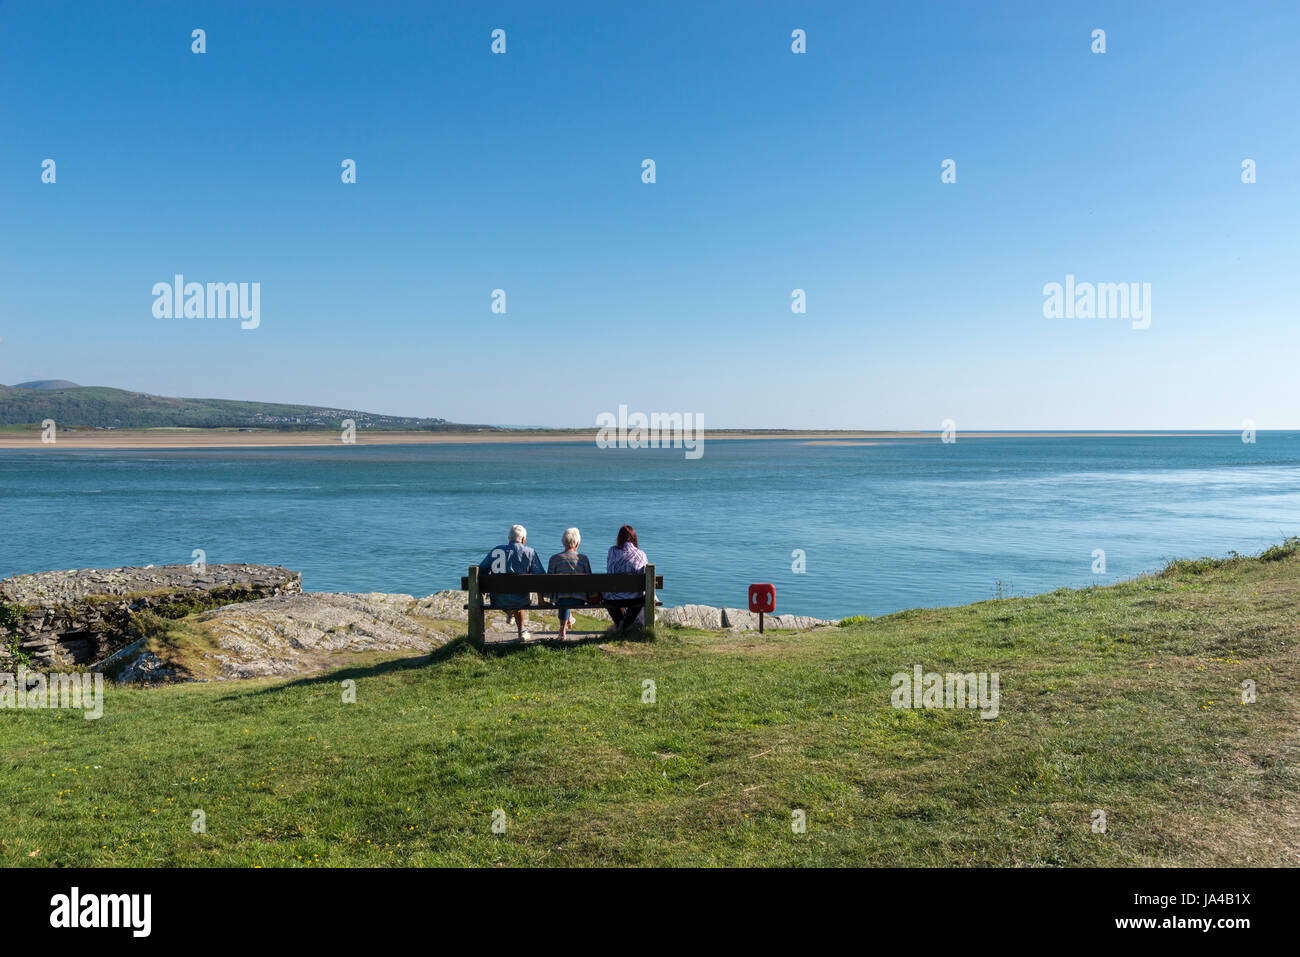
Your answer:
[644,563,656,632]
[467,566,485,649]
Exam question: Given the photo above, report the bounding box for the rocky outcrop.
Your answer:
[1,566,839,682]
[410,591,831,632]
[720,608,835,631]
[412,591,615,622]
[411,590,471,621]
[180,592,449,680]
[118,650,184,684]
[132,591,837,682]
[0,564,301,669]
[659,604,725,630]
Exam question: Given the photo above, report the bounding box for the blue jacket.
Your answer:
[478,541,545,609]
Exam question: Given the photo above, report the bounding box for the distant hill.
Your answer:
[13,379,82,390]
[0,382,477,431]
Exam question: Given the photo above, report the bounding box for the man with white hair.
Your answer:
[478,524,546,639]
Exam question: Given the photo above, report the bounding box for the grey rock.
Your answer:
[770,613,837,630]
[118,650,184,684]
[412,590,614,623]
[721,607,758,630]
[412,590,470,622]
[1,563,301,606]
[190,592,448,680]
[721,607,835,631]
[657,604,724,629]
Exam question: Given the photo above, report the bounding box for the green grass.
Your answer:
[2,545,1297,867]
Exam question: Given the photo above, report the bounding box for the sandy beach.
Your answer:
[0,429,1225,450]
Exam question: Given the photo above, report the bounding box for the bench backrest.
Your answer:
[461,573,664,593]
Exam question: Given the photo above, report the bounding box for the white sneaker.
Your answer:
[519,630,532,641]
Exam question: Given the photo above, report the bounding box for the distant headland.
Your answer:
[0,380,482,432]
[0,380,1233,449]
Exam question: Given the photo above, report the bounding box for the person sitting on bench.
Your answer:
[478,524,546,640]
[605,524,648,631]
[547,526,593,640]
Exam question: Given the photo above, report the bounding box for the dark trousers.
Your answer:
[607,598,645,630]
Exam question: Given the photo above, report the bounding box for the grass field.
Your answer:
[2,543,1297,867]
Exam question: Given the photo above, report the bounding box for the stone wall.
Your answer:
[0,564,302,669]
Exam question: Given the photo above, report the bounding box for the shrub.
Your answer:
[0,602,26,632]
[125,609,173,643]
[1260,537,1300,562]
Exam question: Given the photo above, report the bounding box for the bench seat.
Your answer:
[461,566,660,647]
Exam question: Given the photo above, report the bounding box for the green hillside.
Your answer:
[0,382,474,431]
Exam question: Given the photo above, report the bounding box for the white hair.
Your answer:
[509,524,526,543]
[562,527,581,549]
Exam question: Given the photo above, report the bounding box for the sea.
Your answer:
[2,433,1297,619]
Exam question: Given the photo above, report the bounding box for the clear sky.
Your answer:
[2,0,1297,429]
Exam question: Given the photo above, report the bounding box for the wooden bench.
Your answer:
[461,564,661,648]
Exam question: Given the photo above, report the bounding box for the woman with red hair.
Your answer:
[605,524,649,631]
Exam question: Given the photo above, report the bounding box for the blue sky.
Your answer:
[2,0,1297,428]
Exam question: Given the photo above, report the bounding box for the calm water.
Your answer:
[2,435,1298,618]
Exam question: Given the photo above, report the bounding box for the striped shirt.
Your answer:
[547,550,592,601]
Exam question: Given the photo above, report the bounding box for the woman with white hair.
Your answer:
[547,527,592,640]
